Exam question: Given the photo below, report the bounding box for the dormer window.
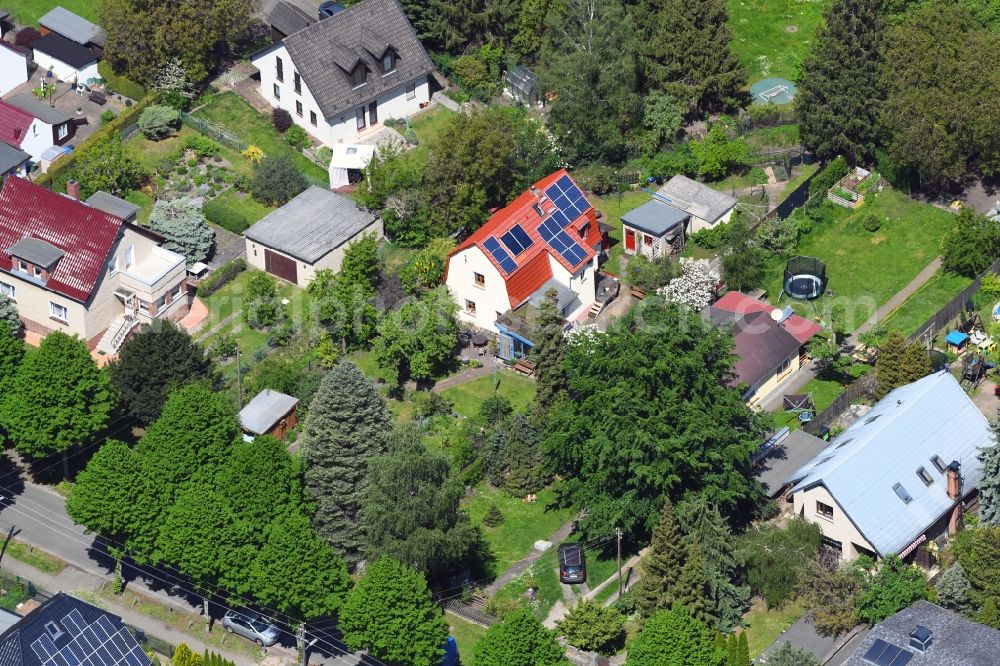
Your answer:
[381,50,396,74]
[351,64,367,88]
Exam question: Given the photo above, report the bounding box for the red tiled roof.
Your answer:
[713,290,822,344]
[449,169,602,309]
[0,176,123,302]
[0,100,33,149]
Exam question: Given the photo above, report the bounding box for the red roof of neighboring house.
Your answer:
[448,169,601,309]
[712,290,822,344]
[0,100,33,149]
[0,176,124,302]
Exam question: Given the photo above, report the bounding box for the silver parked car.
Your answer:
[222,609,280,646]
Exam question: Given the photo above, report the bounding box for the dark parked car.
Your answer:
[222,609,280,646]
[558,542,586,584]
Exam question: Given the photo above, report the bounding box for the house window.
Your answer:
[17,260,27,273]
[916,467,934,486]
[643,234,652,246]
[295,100,303,117]
[777,356,792,376]
[33,266,42,279]
[293,71,301,94]
[579,223,590,239]
[351,64,367,88]
[273,83,281,100]
[138,300,149,314]
[108,256,119,275]
[310,110,317,126]
[157,295,167,308]
[0,282,14,300]
[125,246,135,269]
[172,283,183,299]
[931,455,947,474]
[382,51,396,74]
[816,501,834,520]
[276,56,284,82]
[406,81,416,100]
[465,300,477,315]
[474,272,485,288]
[356,108,366,130]
[49,301,68,321]
[57,124,68,140]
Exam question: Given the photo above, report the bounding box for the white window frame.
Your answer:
[125,246,134,270]
[0,281,15,300]
[295,100,303,117]
[57,124,68,140]
[382,51,396,74]
[33,266,42,279]
[49,301,68,322]
[17,260,28,273]
[273,83,281,100]
[138,300,149,314]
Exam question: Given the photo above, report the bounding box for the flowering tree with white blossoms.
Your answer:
[658,258,719,310]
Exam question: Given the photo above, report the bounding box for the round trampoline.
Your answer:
[784,256,827,300]
[750,77,798,105]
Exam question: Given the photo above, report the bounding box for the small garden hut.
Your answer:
[946,330,969,356]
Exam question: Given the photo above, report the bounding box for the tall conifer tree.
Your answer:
[637,500,687,617]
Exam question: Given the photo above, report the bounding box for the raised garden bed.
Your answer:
[828,166,881,209]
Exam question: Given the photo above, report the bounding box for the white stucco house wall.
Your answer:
[0,42,30,96]
[31,32,99,84]
[250,0,434,148]
[0,96,73,163]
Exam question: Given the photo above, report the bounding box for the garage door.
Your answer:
[264,249,298,284]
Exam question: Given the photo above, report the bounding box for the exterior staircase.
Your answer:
[96,313,140,355]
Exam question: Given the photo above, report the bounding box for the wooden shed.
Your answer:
[238,389,300,440]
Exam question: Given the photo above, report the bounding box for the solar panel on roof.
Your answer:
[500,224,533,256]
[544,175,589,226]
[483,237,517,274]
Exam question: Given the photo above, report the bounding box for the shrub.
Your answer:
[810,156,849,197]
[176,166,188,175]
[404,128,419,145]
[228,169,253,192]
[862,213,882,232]
[100,110,117,125]
[574,166,618,195]
[272,108,293,133]
[482,503,504,527]
[202,198,251,233]
[267,320,295,347]
[556,599,626,656]
[242,145,264,164]
[479,395,514,421]
[14,27,40,47]
[285,124,310,149]
[196,258,246,297]
[413,391,453,418]
[187,158,198,167]
[184,134,221,158]
[97,61,147,100]
[211,334,238,360]
[316,146,333,167]
[251,154,308,206]
[138,105,181,139]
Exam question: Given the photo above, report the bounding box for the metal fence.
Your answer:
[802,374,873,435]
[180,113,247,153]
[910,257,1000,346]
[120,122,141,141]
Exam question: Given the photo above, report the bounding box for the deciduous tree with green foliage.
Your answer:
[110,320,214,425]
[796,556,861,636]
[853,555,932,624]
[301,362,392,566]
[797,0,884,163]
[309,235,381,350]
[625,604,724,666]
[0,324,24,390]
[532,288,568,413]
[340,557,448,666]
[721,213,765,293]
[0,331,114,478]
[371,286,459,389]
[474,605,567,666]
[556,599,626,656]
[543,296,768,540]
[149,198,214,264]
[73,132,148,199]
[942,210,1000,278]
[251,154,309,206]
[362,424,479,581]
[691,125,749,181]
[953,524,1000,604]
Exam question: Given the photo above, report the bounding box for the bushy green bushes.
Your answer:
[202,199,250,233]
[196,258,246,297]
[184,134,220,158]
[285,124,310,149]
[138,105,181,139]
[98,61,147,101]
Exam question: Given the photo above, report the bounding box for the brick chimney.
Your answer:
[947,461,963,535]
[66,179,79,200]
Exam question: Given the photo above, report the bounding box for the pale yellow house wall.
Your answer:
[792,483,878,560]
[745,351,801,408]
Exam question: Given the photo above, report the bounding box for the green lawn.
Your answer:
[204,189,276,233]
[0,575,34,611]
[494,557,566,621]
[4,539,66,575]
[773,363,867,431]
[463,485,575,577]
[727,0,830,81]
[440,373,537,419]
[742,597,807,658]
[764,190,955,324]
[5,0,97,24]
[879,269,972,337]
[192,92,329,186]
[591,190,655,277]
[447,613,489,665]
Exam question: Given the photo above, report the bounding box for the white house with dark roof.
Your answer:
[655,175,737,233]
[0,41,29,97]
[31,32,99,83]
[244,185,382,287]
[785,371,992,565]
[250,0,434,147]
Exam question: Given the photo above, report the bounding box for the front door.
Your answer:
[264,249,298,284]
[368,100,378,125]
[624,228,636,252]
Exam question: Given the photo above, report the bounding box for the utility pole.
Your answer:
[616,527,623,598]
[236,346,244,404]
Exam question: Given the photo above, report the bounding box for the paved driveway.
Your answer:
[756,615,839,663]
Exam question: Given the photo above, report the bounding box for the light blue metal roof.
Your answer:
[786,371,992,556]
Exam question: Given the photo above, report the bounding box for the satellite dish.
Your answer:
[770,308,783,321]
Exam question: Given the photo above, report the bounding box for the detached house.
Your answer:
[785,371,991,566]
[251,0,435,147]
[445,170,616,360]
[0,96,73,164]
[0,177,189,353]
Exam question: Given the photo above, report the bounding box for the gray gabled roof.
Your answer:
[0,142,30,175]
[238,389,299,435]
[755,429,829,496]
[268,0,315,37]
[5,95,72,126]
[621,199,689,237]
[656,175,737,224]
[786,371,992,556]
[845,601,1000,666]
[37,7,105,46]
[281,0,435,119]
[8,236,66,268]
[244,186,377,264]
[85,191,139,221]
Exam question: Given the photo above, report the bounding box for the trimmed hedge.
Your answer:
[98,62,147,101]
[196,258,247,298]
[34,95,156,190]
[203,198,250,234]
